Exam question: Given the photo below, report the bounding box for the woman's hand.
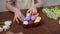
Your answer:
[27,6,37,14]
[13,9,25,23]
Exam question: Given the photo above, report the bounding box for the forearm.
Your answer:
[34,3,42,8]
[6,3,19,12]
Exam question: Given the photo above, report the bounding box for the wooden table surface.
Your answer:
[0,9,60,34]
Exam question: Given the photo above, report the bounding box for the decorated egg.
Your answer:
[36,17,41,20]
[34,17,41,23]
[31,16,35,21]
[23,21,28,25]
[25,16,30,21]
[26,13,31,16]
[34,19,40,23]
[35,13,39,17]
[29,21,34,24]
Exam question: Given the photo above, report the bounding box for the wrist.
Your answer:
[31,5,37,9]
[13,8,20,13]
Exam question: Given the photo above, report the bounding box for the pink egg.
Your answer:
[31,16,35,21]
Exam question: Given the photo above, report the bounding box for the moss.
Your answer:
[42,6,60,19]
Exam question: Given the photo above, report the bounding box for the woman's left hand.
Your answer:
[27,6,37,14]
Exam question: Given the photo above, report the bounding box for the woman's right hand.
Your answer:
[13,9,25,23]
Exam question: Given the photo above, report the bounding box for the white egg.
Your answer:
[23,21,28,25]
[36,17,41,20]
[4,20,12,26]
[0,27,3,32]
[3,25,10,31]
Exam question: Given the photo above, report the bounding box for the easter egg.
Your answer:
[0,27,3,32]
[29,21,34,24]
[26,13,31,16]
[34,16,41,23]
[34,19,40,23]
[23,21,28,25]
[35,13,39,17]
[36,17,41,20]
[31,16,35,21]
[25,16,30,21]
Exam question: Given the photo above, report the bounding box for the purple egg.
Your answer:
[31,16,35,21]
[29,21,34,24]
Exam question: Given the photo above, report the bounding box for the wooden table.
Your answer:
[0,9,60,34]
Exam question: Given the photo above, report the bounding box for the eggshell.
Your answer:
[35,13,39,17]
[34,19,40,23]
[36,17,41,20]
[23,21,28,25]
[25,16,30,21]
[31,16,35,21]
[26,13,31,16]
[29,21,34,24]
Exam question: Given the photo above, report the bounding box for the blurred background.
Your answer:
[0,0,60,12]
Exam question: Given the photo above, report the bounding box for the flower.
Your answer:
[4,20,12,26]
[0,27,3,32]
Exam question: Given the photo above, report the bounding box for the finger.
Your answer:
[32,8,37,14]
[27,9,30,12]
[13,17,16,22]
[19,15,25,21]
[21,15,25,20]
[27,9,32,13]
[34,8,37,12]
[16,18,19,23]
[18,16,23,22]
[19,13,25,19]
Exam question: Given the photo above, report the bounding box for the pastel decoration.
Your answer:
[36,17,41,20]
[29,21,34,24]
[31,16,35,20]
[26,13,31,16]
[23,21,28,25]
[25,16,30,21]
[35,13,39,17]
[34,19,40,23]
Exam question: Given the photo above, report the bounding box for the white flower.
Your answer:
[4,20,12,26]
[0,27,3,32]
[3,25,10,31]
